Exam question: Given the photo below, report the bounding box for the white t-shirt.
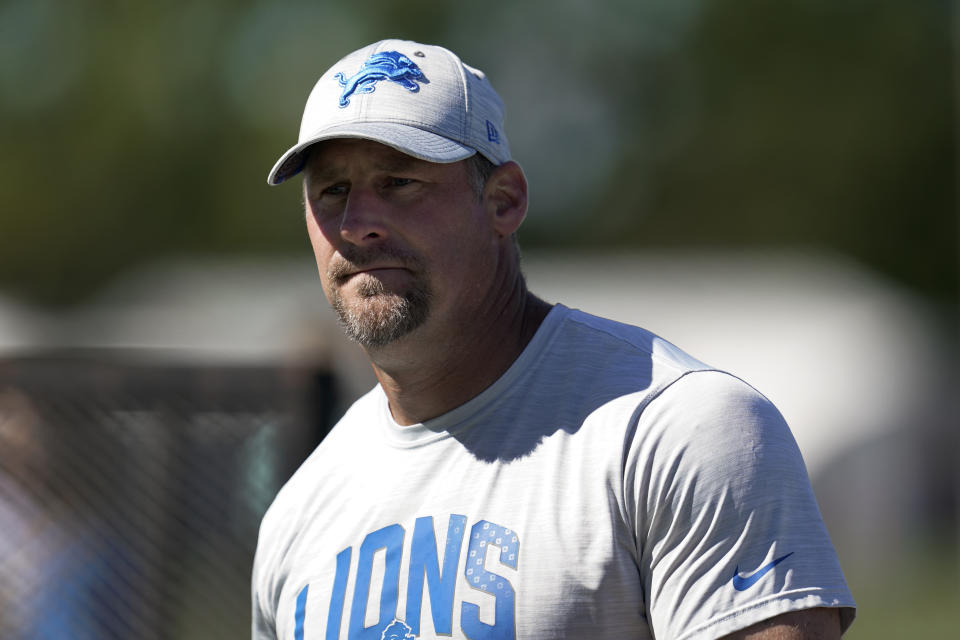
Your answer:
[252,304,855,639]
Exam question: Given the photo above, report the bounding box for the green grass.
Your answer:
[843,540,959,638]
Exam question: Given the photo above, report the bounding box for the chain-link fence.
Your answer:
[0,352,336,640]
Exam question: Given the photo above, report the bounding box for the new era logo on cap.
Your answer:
[267,39,512,185]
[486,120,500,144]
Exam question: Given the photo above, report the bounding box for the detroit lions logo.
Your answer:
[381,620,415,640]
[334,51,425,108]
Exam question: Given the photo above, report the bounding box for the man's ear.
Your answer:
[483,161,528,237]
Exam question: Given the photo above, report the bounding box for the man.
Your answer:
[253,39,856,640]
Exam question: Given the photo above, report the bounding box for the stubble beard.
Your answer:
[327,247,432,349]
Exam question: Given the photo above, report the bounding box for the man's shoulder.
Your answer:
[550,304,712,374]
[499,305,723,431]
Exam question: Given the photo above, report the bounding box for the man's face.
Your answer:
[303,139,494,348]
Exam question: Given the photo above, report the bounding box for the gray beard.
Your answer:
[327,247,432,348]
[331,277,431,348]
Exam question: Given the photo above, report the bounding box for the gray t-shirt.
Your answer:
[252,304,855,639]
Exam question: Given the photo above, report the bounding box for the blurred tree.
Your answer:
[581,0,956,303]
[0,0,954,306]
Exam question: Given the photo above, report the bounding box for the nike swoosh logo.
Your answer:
[732,552,794,591]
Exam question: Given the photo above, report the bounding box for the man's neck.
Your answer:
[367,286,552,426]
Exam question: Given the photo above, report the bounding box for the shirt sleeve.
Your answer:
[626,370,856,640]
[251,520,279,640]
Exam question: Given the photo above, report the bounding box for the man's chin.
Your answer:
[332,290,430,349]
[344,292,408,318]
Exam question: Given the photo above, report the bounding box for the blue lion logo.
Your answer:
[334,51,425,108]
[380,619,414,640]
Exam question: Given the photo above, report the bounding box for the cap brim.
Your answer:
[266,122,476,185]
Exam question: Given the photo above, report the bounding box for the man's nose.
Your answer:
[339,188,388,245]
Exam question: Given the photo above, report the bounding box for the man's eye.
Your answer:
[321,184,348,197]
[387,177,415,188]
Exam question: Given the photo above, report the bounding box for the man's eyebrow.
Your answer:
[373,154,420,173]
[306,165,341,183]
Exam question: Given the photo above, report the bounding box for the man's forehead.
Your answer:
[304,138,432,177]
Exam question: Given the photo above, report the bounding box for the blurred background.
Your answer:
[0,0,956,638]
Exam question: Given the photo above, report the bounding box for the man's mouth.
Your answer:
[339,265,408,282]
[329,246,423,286]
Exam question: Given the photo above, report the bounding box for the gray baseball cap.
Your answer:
[267,39,512,185]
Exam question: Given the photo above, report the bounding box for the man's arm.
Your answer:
[631,371,855,637]
[721,607,841,639]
